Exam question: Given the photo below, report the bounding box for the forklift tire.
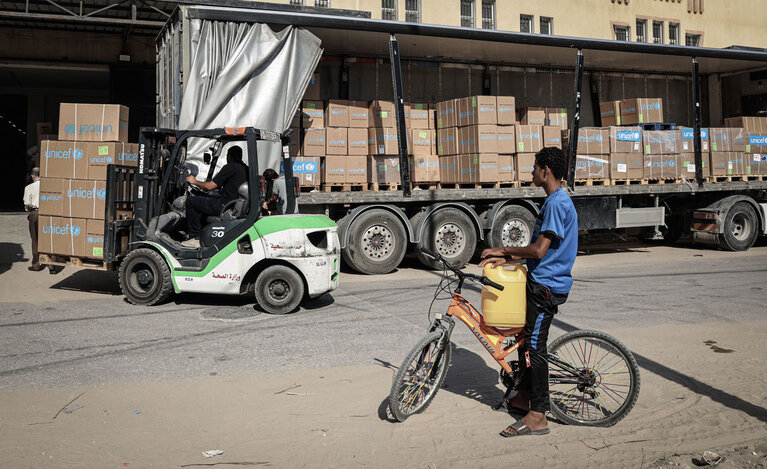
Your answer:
[119,248,174,306]
[254,265,305,315]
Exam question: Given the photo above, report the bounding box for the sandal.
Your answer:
[500,419,550,438]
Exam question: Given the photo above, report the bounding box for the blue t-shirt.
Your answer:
[526,188,578,294]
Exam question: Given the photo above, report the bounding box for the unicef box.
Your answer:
[58,103,129,142]
[86,142,139,180]
[40,140,89,179]
[290,157,322,186]
[38,216,87,257]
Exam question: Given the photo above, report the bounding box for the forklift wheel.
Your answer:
[254,265,305,315]
[119,248,174,306]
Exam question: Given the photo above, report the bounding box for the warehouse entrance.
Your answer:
[0,94,28,211]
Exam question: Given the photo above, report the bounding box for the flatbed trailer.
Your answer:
[158,4,767,274]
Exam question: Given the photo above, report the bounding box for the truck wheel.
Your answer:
[718,202,758,251]
[416,208,477,270]
[119,248,173,306]
[254,265,305,314]
[488,205,536,248]
[342,209,407,274]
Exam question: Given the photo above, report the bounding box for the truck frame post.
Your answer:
[567,49,585,189]
[692,57,704,186]
[389,33,412,198]
[281,132,297,214]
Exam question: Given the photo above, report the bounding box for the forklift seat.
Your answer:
[205,182,250,224]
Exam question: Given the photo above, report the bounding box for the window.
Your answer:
[315,0,329,6]
[669,23,679,45]
[652,21,664,44]
[540,16,553,35]
[614,25,630,42]
[382,0,397,20]
[289,0,304,5]
[520,14,533,33]
[460,0,475,28]
[481,1,496,29]
[405,0,420,22]
[636,19,647,42]
[686,33,701,47]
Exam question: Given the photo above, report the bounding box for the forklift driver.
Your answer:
[183,145,248,248]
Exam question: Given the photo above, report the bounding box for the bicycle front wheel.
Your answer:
[548,330,640,427]
[388,331,452,422]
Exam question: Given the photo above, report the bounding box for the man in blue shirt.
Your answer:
[479,147,578,438]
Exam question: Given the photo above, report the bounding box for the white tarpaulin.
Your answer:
[179,20,322,174]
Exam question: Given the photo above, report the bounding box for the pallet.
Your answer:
[321,183,366,192]
[438,182,502,189]
[299,185,321,193]
[610,178,644,185]
[368,182,400,191]
[642,178,683,185]
[410,182,441,191]
[706,175,765,183]
[40,253,111,271]
[574,178,609,186]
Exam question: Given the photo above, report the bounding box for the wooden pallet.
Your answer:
[642,178,683,185]
[498,181,520,188]
[438,182,502,189]
[706,175,765,183]
[321,183,366,192]
[40,253,111,271]
[299,185,321,193]
[574,178,609,186]
[611,178,644,186]
[411,182,441,190]
[368,182,401,191]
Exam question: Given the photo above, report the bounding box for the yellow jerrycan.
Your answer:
[481,263,527,328]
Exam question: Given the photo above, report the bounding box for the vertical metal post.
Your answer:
[389,33,412,197]
[692,57,704,186]
[567,49,585,189]
[281,132,297,214]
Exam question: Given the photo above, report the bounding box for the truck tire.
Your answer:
[416,208,477,270]
[119,248,174,306]
[254,264,305,314]
[488,205,536,248]
[718,202,758,251]
[342,209,408,274]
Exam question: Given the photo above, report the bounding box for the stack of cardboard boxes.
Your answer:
[725,116,767,175]
[708,127,747,176]
[38,103,137,260]
[600,98,664,126]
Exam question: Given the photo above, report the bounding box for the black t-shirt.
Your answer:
[212,161,249,204]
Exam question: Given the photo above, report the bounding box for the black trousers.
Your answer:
[28,209,39,266]
[186,196,222,238]
[518,279,568,413]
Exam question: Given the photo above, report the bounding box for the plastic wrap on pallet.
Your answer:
[709,128,746,152]
[709,151,749,176]
[610,153,643,180]
[643,130,682,155]
[575,154,609,179]
[644,154,679,179]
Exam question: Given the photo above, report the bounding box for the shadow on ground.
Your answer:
[50,270,121,295]
[0,242,27,275]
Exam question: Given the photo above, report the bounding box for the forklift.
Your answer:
[102,126,340,314]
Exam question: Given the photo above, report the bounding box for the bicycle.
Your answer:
[388,248,641,427]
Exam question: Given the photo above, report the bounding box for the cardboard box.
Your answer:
[515,153,536,182]
[409,129,436,156]
[439,155,458,183]
[749,153,767,175]
[546,108,568,129]
[409,103,430,129]
[322,156,345,184]
[456,154,499,183]
[643,130,682,155]
[600,101,621,126]
[325,100,349,128]
[302,128,326,157]
[303,72,321,100]
[436,99,457,129]
[36,122,54,151]
[679,127,710,153]
[496,97,517,125]
[610,153,644,180]
[576,127,609,155]
[39,178,65,216]
[85,218,105,259]
[718,151,750,176]
[458,96,497,127]
[620,98,663,125]
[292,157,322,186]
[498,154,515,181]
[428,107,436,129]
[346,155,367,183]
[644,154,679,179]
[576,154,609,179]
[543,126,563,149]
[368,156,400,184]
[402,103,412,129]
[437,127,459,156]
[368,127,400,155]
[369,100,396,128]
[348,100,369,128]
[609,127,643,154]
[724,116,767,133]
[518,107,547,126]
[38,216,87,257]
[62,179,106,219]
[458,125,498,154]
[40,140,89,179]
[679,153,710,178]
[746,133,767,154]
[289,127,301,156]
[58,103,129,142]
[410,154,440,182]
[347,128,368,155]
[709,128,746,152]
[87,142,139,180]
[515,125,544,153]
[497,126,517,153]
[326,127,348,156]
[290,109,301,128]
[301,101,324,129]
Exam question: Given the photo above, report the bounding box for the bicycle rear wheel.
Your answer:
[388,331,452,422]
[547,330,640,427]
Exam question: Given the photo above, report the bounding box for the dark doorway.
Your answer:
[741,93,767,117]
[0,94,29,211]
[110,63,155,141]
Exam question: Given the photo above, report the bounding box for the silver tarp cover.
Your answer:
[179,20,322,174]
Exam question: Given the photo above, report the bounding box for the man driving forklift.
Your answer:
[183,145,248,248]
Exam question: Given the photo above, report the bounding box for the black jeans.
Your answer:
[518,279,568,413]
[186,196,222,238]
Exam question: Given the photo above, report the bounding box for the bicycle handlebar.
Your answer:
[419,247,504,291]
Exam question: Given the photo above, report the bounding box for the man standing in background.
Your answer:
[23,167,42,271]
